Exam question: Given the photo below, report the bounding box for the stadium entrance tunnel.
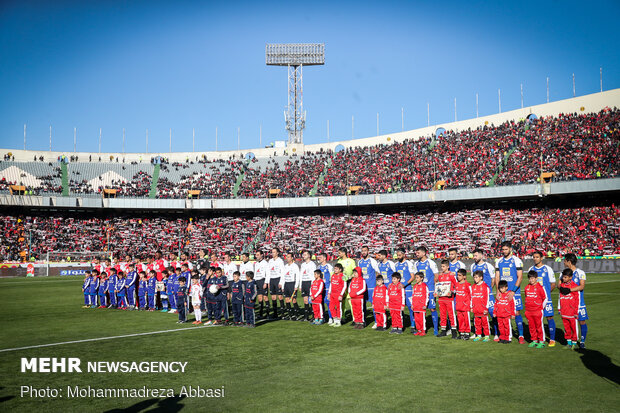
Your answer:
[435,128,446,138]
[244,152,255,160]
[334,144,345,153]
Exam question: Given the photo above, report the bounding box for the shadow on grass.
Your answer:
[0,387,14,404]
[579,349,620,385]
[104,395,186,412]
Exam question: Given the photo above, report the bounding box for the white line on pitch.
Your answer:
[0,326,203,353]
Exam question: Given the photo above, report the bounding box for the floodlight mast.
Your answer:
[266,43,325,145]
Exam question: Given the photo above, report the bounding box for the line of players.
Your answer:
[80,241,589,348]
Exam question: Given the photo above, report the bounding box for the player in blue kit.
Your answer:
[231,271,244,325]
[395,248,415,333]
[244,271,257,328]
[97,271,108,308]
[471,248,498,340]
[137,271,147,310]
[115,271,127,309]
[358,246,380,327]
[317,253,333,324]
[107,268,118,309]
[204,267,218,325]
[495,241,525,344]
[214,268,229,325]
[147,270,157,311]
[563,253,588,349]
[125,263,137,310]
[413,246,439,335]
[376,250,396,284]
[448,248,466,278]
[88,271,99,308]
[168,267,179,314]
[528,250,557,346]
[82,272,91,308]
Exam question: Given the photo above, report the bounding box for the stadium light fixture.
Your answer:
[266,43,325,145]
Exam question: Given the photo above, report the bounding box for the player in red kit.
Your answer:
[471,270,492,342]
[454,268,472,340]
[558,268,580,349]
[348,267,367,329]
[388,272,405,334]
[328,264,347,327]
[495,280,515,343]
[410,272,429,336]
[373,275,388,331]
[524,270,548,348]
[310,269,325,325]
[436,260,458,339]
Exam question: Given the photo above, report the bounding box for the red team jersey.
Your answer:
[436,272,457,300]
[373,284,388,310]
[495,291,516,318]
[153,259,167,281]
[558,281,579,318]
[471,283,491,315]
[387,283,405,310]
[524,283,547,312]
[329,273,347,300]
[348,276,367,299]
[311,278,325,302]
[455,281,472,312]
[410,282,430,311]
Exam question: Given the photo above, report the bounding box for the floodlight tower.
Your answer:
[266,43,325,145]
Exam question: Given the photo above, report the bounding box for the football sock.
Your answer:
[279,299,285,310]
[272,300,278,317]
[515,314,524,337]
[293,302,300,316]
[547,318,556,340]
[492,317,499,336]
[431,311,439,334]
[195,310,201,322]
[580,323,588,343]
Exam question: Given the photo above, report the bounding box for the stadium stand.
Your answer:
[2,109,617,199]
[1,205,617,261]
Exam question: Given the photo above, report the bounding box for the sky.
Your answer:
[0,0,619,154]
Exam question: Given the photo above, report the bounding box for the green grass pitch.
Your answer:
[0,274,618,412]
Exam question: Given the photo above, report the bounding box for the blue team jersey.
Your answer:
[571,269,587,307]
[231,281,244,303]
[495,255,524,293]
[449,261,465,279]
[82,278,90,290]
[138,280,147,295]
[318,264,332,290]
[108,275,117,290]
[125,271,137,289]
[377,261,395,284]
[146,277,156,294]
[168,274,178,292]
[414,259,438,291]
[99,279,108,294]
[215,276,228,300]
[528,264,556,301]
[471,261,495,290]
[394,260,414,290]
[358,258,378,289]
[529,264,556,316]
[88,277,98,294]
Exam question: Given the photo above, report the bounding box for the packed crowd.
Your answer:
[495,109,620,185]
[2,109,617,198]
[0,215,265,261]
[1,205,617,262]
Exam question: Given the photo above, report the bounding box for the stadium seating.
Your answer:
[1,109,618,198]
[1,206,617,261]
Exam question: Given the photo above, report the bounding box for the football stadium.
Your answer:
[1,1,619,412]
